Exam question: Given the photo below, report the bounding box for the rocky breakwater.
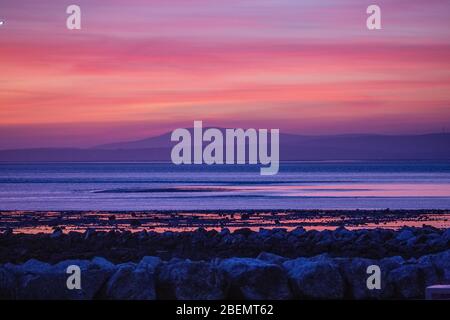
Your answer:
[1,226,450,263]
[0,249,449,299]
[1,226,449,299]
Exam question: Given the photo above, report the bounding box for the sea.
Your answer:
[0,161,449,211]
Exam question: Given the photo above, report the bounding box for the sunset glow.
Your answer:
[1,0,449,148]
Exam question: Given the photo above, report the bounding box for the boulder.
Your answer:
[258,229,273,238]
[333,226,354,240]
[91,256,116,271]
[337,256,403,299]
[283,257,345,299]
[388,264,423,299]
[158,260,228,300]
[137,230,148,241]
[136,256,161,274]
[7,258,114,300]
[83,228,96,240]
[16,259,52,274]
[290,227,306,237]
[219,228,230,237]
[379,255,405,271]
[104,265,156,300]
[442,229,450,243]
[337,257,376,299]
[50,228,63,239]
[416,260,440,288]
[0,267,16,299]
[256,252,287,265]
[396,229,415,242]
[418,249,450,284]
[218,258,291,300]
[52,259,92,272]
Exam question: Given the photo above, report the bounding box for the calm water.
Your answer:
[0,161,449,210]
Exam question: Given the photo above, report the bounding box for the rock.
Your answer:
[220,234,234,245]
[355,232,371,247]
[158,260,228,300]
[136,256,161,274]
[257,252,287,265]
[116,262,136,269]
[416,260,440,288]
[37,273,108,299]
[442,229,450,243]
[337,256,402,299]
[130,220,142,228]
[84,228,96,240]
[11,259,52,274]
[290,227,306,237]
[191,228,208,243]
[419,249,450,283]
[6,258,114,300]
[337,257,375,299]
[240,213,250,220]
[233,228,252,237]
[333,226,353,239]
[283,257,345,299]
[50,228,63,239]
[271,229,288,240]
[379,256,405,271]
[396,229,415,241]
[287,235,299,244]
[91,257,116,271]
[258,228,272,238]
[0,225,448,300]
[0,267,16,299]
[104,265,156,300]
[219,228,230,237]
[229,234,245,245]
[218,258,291,300]
[316,238,333,249]
[388,264,423,299]
[52,259,92,272]
[138,230,148,240]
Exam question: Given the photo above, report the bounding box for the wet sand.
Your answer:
[1,209,449,234]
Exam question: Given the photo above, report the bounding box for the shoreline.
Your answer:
[1,209,449,234]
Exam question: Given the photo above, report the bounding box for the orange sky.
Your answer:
[0,0,449,148]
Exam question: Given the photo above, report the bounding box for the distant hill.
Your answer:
[0,132,449,162]
[96,132,173,150]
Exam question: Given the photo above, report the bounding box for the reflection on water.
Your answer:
[0,161,449,210]
[227,183,450,197]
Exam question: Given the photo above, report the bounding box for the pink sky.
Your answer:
[0,0,449,148]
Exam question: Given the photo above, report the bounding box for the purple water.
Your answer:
[0,161,449,210]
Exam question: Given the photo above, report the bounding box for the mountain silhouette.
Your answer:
[0,132,449,162]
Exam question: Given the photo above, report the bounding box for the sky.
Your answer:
[0,0,449,148]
